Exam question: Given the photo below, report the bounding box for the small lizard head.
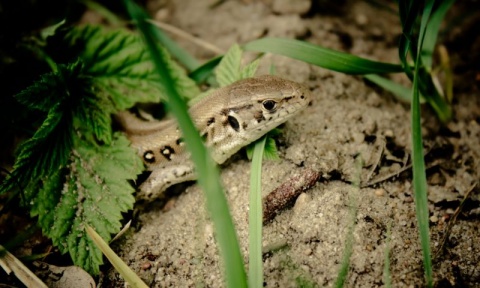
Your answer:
[209,75,312,163]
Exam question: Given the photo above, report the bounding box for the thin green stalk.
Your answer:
[147,20,201,71]
[364,74,413,103]
[124,1,247,287]
[411,0,434,286]
[248,136,266,288]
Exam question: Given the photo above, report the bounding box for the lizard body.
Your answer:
[119,75,312,200]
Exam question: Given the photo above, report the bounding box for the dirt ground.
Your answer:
[105,1,480,287]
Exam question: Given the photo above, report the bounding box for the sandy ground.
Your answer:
[105,1,480,287]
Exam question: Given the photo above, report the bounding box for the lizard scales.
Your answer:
[120,75,312,200]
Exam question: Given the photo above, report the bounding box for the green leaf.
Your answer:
[263,137,280,161]
[421,0,455,69]
[148,20,200,72]
[40,134,142,274]
[215,43,242,87]
[246,129,281,161]
[14,62,82,111]
[0,104,73,198]
[239,58,260,79]
[364,74,415,103]
[53,25,200,106]
[244,38,403,74]
[189,55,222,84]
[411,1,435,286]
[248,136,266,288]
[398,1,420,77]
[74,91,113,144]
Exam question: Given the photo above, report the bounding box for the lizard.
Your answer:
[117,74,312,200]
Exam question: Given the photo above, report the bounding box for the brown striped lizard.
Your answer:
[118,75,312,200]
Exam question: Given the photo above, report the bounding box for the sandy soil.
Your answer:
[105,1,480,287]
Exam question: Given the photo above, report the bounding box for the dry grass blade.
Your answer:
[0,245,48,288]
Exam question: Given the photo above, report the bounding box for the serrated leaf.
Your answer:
[14,62,82,111]
[263,137,280,161]
[240,58,260,79]
[40,133,142,274]
[30,169,65,229]
[59,25,199,107]
[0,105,73,198]
[74,92,113,144]
[216,44,242,87]
[246,129,281,161]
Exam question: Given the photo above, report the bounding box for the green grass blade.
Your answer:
[248,136,266,288]
[364,74,413,102]
[124,2,247,287]
[411,74,433,287]
[189,55,223,84]
[411,1,435,286]
[147,20,200,71]
[398,1,420,77]
[416,71,451,122]
[244,38,403,74]
[422,0,455,69]
[86,226,148,288]
[81,0,124,26]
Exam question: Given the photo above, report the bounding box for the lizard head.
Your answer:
[207,75,312,164]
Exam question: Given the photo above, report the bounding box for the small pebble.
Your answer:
[355,14,368,26]
[293,193,311,215]
[384,129,394,138]
[141,262,152,270]
[374,188,385,197]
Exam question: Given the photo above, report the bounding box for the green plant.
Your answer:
[0,23,199,274]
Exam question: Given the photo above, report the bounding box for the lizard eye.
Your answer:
[262,100,277,111]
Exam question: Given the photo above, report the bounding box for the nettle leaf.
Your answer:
[62,25,199,107]
[246,129,281,161]
[215,44,242,87]
[74,90,114,144]
[1,93,74,198]
[239,58,260,79]
[15,63,83,111]
[262,137,280,161]
[41,133,142,274]
[30,168,65,231]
